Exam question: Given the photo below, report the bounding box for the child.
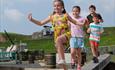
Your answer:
[69,6,85,70]
[87,5,103,25]
[87,14,104,63]
[85,5,104,49]
[28,0,80,70]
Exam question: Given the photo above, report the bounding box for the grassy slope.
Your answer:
[0,27,115,52]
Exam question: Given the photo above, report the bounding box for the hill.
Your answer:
[0,27,115,52]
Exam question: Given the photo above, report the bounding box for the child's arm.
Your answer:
[98,26,104,34]
[66,14,84,26]
[28,13,50,26]
[87,28,91,33]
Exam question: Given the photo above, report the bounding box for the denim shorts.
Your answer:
[70,37,84,48]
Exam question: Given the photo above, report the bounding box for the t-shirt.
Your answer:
[89,23,104,42]
[87,13,103,23]
[69,14,85,37]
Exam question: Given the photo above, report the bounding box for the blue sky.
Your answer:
[0,0,115,35]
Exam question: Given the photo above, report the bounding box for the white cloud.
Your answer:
[4,9,24,22]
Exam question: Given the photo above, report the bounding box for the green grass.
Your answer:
[22,39,56,53]
[0,27,115,52]
[0,27,115,61]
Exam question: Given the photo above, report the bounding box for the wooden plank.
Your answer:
[82,54,111,70]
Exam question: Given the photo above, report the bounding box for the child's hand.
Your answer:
[28,13,32,21]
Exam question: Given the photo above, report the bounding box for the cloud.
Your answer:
[4,9,24,22]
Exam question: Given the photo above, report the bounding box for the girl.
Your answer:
[28,0,80,70]
[69,6,85,70]
[87,14,104,63]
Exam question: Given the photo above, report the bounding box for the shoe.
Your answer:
[57,60,66,65]
[77,65,81,70]
[92,57,99,63]
[71,63,75,69]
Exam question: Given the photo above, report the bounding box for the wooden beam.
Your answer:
[82,54,111,70]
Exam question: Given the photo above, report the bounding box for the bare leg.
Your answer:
[95,47,98,57]
[76,48,82,67]
[71,48,77,64]
[56,35,68,70]
[90,41,96,57]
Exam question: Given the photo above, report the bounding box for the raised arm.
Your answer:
[28,13,50,26]
[67,14,84,26]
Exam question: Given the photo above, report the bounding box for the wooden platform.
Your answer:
[82,54,111,70]
[0,54,110,70]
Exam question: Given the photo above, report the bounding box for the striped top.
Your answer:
[89,23,104,42]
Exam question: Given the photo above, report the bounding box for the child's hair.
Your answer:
[72,6,81,12]
[53,0,66,14]
[89,5,96,10]
[93,13,99,19]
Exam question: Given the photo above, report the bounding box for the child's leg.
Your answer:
[71,48,77,64]
[55,35,68,70]
[76,48,82,66]
[90,40,96,57]
[90,40,99,63]
[94,42,99,57]
[70,38,77,64]
[56,35,67,60]
[70,37,77,69]
[71,48,76,69]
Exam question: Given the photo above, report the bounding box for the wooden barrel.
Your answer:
[45,53,56,68]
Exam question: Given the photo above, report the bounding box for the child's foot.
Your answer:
[92,57,99,63]
[77,65,81,70]
[57,59,66,65]
[71,63,75,69]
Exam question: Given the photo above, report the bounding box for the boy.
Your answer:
[87,5,103,24]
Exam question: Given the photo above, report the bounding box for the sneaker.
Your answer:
[77,65,81,70]
[92,57,99,63]
[71,63,75,69]
[57,60,66,65]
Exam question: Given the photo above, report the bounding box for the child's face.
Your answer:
[93,17,99,23]
[53,1,63,14]
[89,8,96,14]
[72,8,80,18]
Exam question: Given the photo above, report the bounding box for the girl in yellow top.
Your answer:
[28,0,81,70]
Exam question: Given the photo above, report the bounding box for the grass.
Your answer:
[0,27,115,59]
[22,39,56,53]
[0,27,115,50]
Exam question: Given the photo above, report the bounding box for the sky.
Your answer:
[0,0,115,35]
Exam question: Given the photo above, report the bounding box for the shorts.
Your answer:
[90,40,99,48]
[70,37,84,48]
